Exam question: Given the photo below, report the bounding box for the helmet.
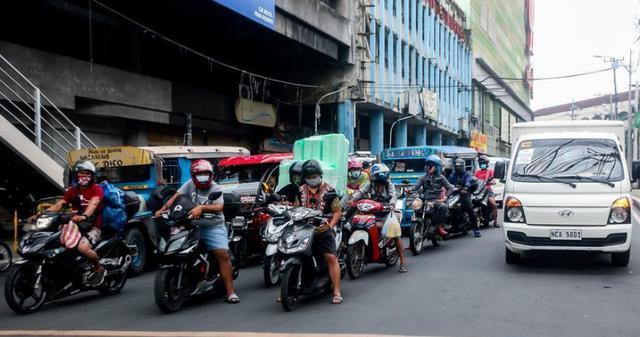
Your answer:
[301,159,323,179]
[348,159,363,170]
[190,159,214,189]
[425,155,442,173]
[72,160,96,186]
[371,163,390,182]
[478,154,489,170]
[288,161,303,184]
[454,158,465,172]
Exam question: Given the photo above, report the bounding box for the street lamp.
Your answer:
[314,86,353,135]
[389,115,416,148]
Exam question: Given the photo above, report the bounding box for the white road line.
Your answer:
[0,331,452,337]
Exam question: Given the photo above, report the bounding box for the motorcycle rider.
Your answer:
[295,159,343,304]
[154,159,240,304]
[35,160,106,286]
[347,159,369,191]
[352,163,408,273]
[448,158,480,237]
[412,155,451,237]
[474,154,499,227]
[277,161,303,204]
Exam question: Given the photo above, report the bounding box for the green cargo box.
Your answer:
[277,134,349,196]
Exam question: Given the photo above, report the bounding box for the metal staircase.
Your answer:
[0,53,96,189]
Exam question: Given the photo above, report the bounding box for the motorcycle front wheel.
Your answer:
[280,265,300,312]
[0,242,12,272]
[263,255,280,287]
[409,221,424,255]
[346,241,366,279]
[384,240,400,267]
[4,264,47,314]
[154,268,185,314]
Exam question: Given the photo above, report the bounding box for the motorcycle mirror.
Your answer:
[493,160,506,182]
[208,191,223,200]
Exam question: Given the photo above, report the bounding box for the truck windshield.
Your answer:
[512,138,624,183]
[386,159,425,173]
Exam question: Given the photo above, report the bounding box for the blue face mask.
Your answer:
[480,163,488,170]
[350,170,362,179]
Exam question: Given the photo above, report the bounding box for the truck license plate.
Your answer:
[550,229,582,240]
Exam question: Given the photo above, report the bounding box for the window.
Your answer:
[385,28,390,68]
[161,158,181,186]
[408,0,412,28]
[422,6,426,42]
[393,0,396,16]
[401,41,406,78]
[385,0,389,10]
[409,47,413,82]
[401,0,405,23]
[392,33,398,71]
[375,23,381,63]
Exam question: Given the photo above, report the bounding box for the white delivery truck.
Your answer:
[494,120,637,266]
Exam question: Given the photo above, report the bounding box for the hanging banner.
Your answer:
[213,0,275,29]
[469,130,488,153]
[235,98,277,127]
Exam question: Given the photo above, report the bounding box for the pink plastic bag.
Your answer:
[60,221,81,249]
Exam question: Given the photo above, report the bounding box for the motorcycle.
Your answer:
[345,198,400,279]
[4,211,133,314]
[261,203,290,287]
[278,206,346,312]
[153,192,238,314]
[0,241,12,273]
[408,196,444,255]
[443,188,473,236]
[471,179,495,228]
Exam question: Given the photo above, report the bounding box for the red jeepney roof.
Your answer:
[218,153,293,167]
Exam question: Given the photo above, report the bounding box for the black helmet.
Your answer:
[301,159,323,179]
[478,154,489,165]
[454,158,465,172]
[73,160,96,175]
[289,161,303,184]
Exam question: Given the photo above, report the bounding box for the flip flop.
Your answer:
[398,265,408,273]
[225,293,240,304]
[331,294,343,304]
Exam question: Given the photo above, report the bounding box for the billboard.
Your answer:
[213,0,275,29]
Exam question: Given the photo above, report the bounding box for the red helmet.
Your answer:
[348,159,363,171]
[190,159,214,189]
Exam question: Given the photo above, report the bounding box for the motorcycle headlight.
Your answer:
[35,217,54,230]
[265,219,288,242]
[278,233,311,254]
[357,203,374,213]
[288,209,311,222]
[167,236,187,253]
[412,199,423,211]
[608,197,630,224]
[232,216,246,228]
[158,238,167,252]
[505,197,526,223]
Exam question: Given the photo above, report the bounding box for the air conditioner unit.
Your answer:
[420,89,439,121]
[405,91,420,116]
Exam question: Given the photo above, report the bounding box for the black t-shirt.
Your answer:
[278,183,300,203]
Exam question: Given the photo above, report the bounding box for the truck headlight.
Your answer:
[505,197,526,223]
[608,197,630,224]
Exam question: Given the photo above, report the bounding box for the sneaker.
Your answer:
[473,229,481,238]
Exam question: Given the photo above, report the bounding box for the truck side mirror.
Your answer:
[494,160,506,182]
[632,161,640,182]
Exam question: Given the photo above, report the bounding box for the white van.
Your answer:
[495,120,636,266]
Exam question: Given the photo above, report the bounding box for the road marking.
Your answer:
[0,331,451,337]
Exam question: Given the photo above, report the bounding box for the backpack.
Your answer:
[99,181,127,233]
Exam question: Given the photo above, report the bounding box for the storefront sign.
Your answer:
[235,98,277,127]
[213,0,275,29]
[67,146,154,168]
[469,131,488,153]
[262,138,293,153]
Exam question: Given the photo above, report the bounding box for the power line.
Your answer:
[90,0,329,89]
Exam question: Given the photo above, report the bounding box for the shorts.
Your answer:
[79,228,101,248]
[312,229,337,256]
[199,226,229,251]
[487,190,496,198]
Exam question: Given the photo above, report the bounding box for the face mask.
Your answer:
[480,163,488,170]
[455,166,464,173]
[195,174,210,183]
[350,170,361,179]
[305,177,322,187]
[77,176,91,186]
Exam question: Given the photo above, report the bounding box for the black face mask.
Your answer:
[455,166,464,173]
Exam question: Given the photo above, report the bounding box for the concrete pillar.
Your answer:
[414,125,427,146]
[431,131,442,145]
[394,120,408,148]
[369,110,384,157]
[337,99,354,152]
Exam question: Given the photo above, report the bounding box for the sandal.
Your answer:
[331,294,343,304]
[398,265,408,273]
[225,293,240,304]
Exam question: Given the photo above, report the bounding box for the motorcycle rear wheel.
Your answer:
[154,268,184,314]
[385,241,399,267]
[280,266,300,312]
[409,221,424,256]
[4,264,47,314]
[0,242,12,272]
[346,241,366,279]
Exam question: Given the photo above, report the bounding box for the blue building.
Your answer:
[341,0,472,156]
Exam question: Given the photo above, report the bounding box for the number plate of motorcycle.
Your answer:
[240,196,256,203]
[549,229,582,240]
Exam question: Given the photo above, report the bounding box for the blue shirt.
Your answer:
[448,171,473,188]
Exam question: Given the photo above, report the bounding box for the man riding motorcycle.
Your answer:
[474,154,499,227]
[294,159,343,304]
[155,159,240,304]
[33,160,106,286]
[448,158,480,237]
[351,163,408,273]
[412,155,451,237]
[347,159,369,192]
[277,161,303,204]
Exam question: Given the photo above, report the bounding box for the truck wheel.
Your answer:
[126,228,146,277]
[611,249,630,267]
[505,248,520,264]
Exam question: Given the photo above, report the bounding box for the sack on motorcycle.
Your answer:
[60,221,81,249]
[103,206,127,233]
[382,212,402,238]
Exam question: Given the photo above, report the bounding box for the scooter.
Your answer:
[471,179,495,228]
[408,196,444,255]
[345,198,399,279]
[5,211,133,314]
[443,188,473,237]
[277,206,346,312]
[261,203,290,286]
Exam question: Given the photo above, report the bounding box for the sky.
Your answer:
[532,0,640,111]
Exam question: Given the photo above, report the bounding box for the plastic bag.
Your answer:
[382,211,402,238]
[102,206,127,233]
[99,181,125,209]
[60,221,81,249]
